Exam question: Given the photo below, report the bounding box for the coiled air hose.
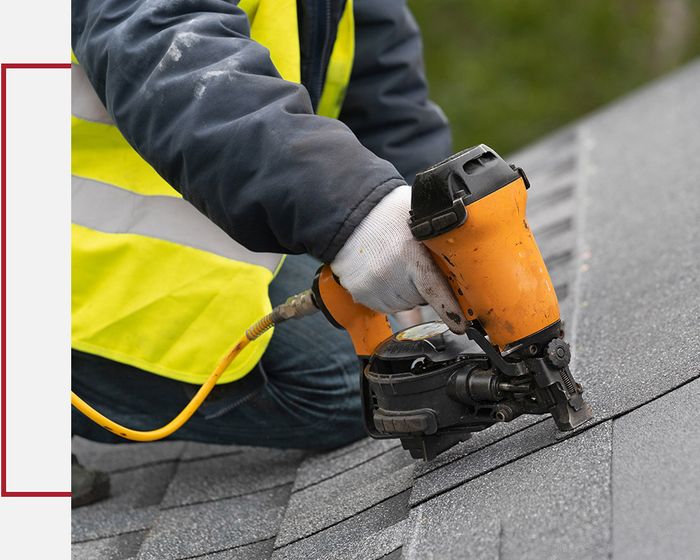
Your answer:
[70,290,319,442]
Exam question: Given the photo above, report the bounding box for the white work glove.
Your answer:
[331,185,467,333]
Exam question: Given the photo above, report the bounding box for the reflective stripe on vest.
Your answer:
[72,0,354,384]
[72,176,282,272]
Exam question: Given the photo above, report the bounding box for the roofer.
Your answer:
[71,0,466,506]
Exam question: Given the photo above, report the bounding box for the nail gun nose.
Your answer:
[551,396,594,431]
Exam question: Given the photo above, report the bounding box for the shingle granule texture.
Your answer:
[404,422,613,560]
[612,378,700,560]
[72,59,700,559]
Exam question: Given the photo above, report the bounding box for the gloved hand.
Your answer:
[331,185,467,333]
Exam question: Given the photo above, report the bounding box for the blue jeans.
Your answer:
[72,254,366,450]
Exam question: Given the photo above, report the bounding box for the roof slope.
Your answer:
[72,58,700,560]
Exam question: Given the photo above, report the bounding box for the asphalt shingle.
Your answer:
[72,461,177,542]
[71,530,148,560]
[411,414,543,478]
[410,418,559,505]
[72,437,185,474]
[179,441,248,462]
[160,447,304,508]
[378,548,403,560]
[403,422,613,560]
[137,484,291,560]
[612,377,700,560]
[572,61,700,421]
[292,438,400,492]
[276,447,415,546]
[195,539,275,560]
[272,491,410,560]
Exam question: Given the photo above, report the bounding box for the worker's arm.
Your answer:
[72,0,404,262]
[339,0,452,184]
[72,0,465,327]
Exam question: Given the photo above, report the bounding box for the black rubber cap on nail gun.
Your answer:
[409,144,521,240]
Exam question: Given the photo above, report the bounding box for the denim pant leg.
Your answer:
[72,254,366,450]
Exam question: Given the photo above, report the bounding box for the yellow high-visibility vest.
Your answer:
[72,0,355,384]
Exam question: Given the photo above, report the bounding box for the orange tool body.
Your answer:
[422,177,558,347]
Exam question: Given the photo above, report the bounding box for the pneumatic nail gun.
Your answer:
[312,145,593,460]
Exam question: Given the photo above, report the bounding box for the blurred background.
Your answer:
[410,0,700,155]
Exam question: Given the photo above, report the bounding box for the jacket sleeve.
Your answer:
[72,0,405,262]
[339,0,452,185]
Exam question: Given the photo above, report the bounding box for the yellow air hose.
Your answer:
[70,290,318,442]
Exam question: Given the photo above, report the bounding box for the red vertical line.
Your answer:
[1,63,8,496]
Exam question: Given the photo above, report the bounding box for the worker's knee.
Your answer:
[260,368,365,450]
[306,401,366,451]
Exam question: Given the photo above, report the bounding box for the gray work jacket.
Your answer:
[72,0,452,262]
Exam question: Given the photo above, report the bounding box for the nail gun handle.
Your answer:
[312,265,395,440]
[312,265,393,358]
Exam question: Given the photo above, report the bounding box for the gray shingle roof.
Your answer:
[72,58,700,560]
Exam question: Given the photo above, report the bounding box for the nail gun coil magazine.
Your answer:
[361,320,592,461]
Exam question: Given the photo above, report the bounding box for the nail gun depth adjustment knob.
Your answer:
[545,339,571,368]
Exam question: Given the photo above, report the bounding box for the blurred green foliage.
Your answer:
[410,0,700,154]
